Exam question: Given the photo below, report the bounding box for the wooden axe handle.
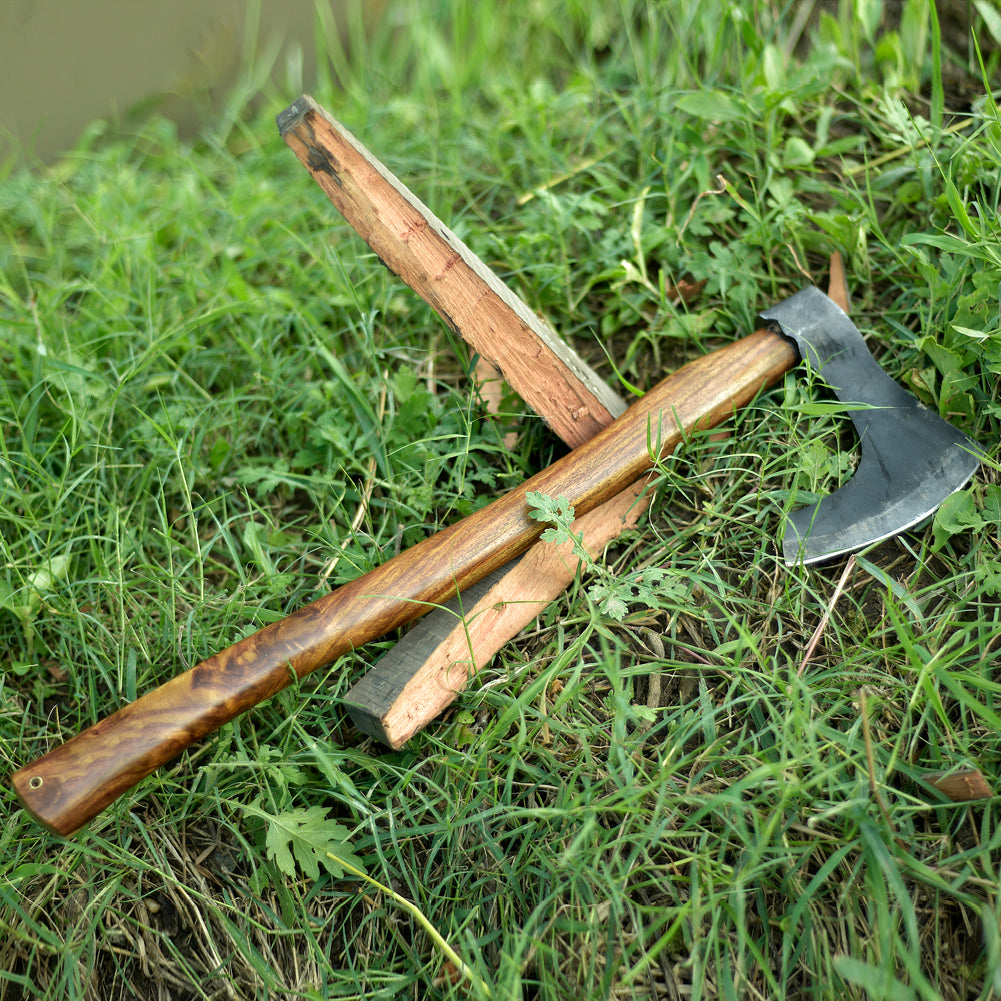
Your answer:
[12,329,795,836]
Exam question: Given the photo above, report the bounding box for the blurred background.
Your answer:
[0,0,387,165]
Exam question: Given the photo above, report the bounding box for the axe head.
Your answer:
[760,287,981,566]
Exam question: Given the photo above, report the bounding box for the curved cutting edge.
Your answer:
[760,287,982,566]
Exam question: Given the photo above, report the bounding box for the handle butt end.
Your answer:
[11,764,88,838]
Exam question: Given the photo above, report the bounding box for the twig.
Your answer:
[677,174,728,241]
[326,852,492,998]
[785,242,814,284]
[515,153,603,206]
[797,554,856,677]
[840,116,974,176]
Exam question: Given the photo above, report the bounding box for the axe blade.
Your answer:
[761,287,981,565]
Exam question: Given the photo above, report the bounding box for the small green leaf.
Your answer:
[27,554,72,595]
[241,801,365,882]
[902,231,1000,266]
[783,136,815,167]
[983,484,1001,524]
[675,89,747,123]
[974,561,1001,597]
[0,581,27,620]
[0,555,73,623]
[932,489,983,550]
[950,324,990,341]
[944,178,981,239]
[588,568,684,621]
[833,955,916,1001]
[527,491,574,524]
[242,522,276,576]
[589,584,629,621]
[526,491,592,566]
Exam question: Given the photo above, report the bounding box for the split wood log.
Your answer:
[278,94,626,447]
[346,477,652,747]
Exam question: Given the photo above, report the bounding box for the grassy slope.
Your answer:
[2,1,1000,998]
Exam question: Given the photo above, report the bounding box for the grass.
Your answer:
[1,0,1000,997]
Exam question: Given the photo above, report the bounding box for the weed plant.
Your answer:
[2,1,1000,999]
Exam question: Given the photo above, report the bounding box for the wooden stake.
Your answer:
[278,95,626,448]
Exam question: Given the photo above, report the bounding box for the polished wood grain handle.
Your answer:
[11,329,797,835]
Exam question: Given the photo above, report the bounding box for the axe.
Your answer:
[11,110,980,838]
[274,98,986,747]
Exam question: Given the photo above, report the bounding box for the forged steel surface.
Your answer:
[761,287,981,564]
